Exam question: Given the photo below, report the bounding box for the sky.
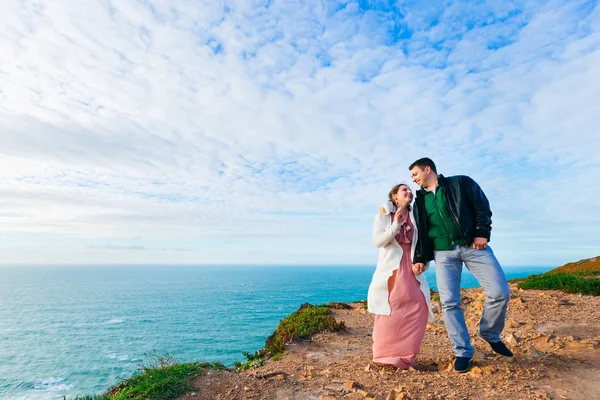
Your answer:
[0,0,599,267]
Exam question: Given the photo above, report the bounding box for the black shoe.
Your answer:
[454,357,473,373]
[478,333,514,357]
[487,340,514,357]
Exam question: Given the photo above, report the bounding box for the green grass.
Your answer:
[516,255,600,296]
[235,302,345,370]
[70,353,226,400]
[517,272,600,296]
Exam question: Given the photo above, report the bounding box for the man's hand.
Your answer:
[412,263,425,275]
[472,237,488,250]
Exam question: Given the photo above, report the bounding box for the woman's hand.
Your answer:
[393,208,405,224]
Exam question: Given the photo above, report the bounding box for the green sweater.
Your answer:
[422,187,466,250]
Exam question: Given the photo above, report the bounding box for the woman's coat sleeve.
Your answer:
[372,214,400,248]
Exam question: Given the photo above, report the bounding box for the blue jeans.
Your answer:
[434,245,510,358]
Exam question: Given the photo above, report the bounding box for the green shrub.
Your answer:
[235,302,345,370]
[570,270,600,277]
[72,353,226,400]
[106,362,222,399]
[517,273,600,296]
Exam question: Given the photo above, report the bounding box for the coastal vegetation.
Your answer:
[234,302,345,370]
[70,353,226,400]
[517,256,600,295]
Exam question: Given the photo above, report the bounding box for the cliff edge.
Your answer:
[179,265,600,399]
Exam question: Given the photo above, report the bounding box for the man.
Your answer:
[408,157,512,373]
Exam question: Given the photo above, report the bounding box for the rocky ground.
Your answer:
[180,283,600,400]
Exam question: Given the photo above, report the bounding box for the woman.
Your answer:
[367,183,435,368]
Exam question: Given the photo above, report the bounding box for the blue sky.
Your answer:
[0,0,599,267]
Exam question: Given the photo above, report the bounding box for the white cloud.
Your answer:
[1,0,599,266]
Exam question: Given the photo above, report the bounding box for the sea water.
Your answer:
[0,265,551,399]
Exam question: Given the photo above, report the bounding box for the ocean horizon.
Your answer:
[0,264,553,399]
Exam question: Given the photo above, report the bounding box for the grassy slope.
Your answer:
[517,255,600,295]
[546,256,600,274]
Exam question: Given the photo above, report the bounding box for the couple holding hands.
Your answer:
[367,158,513,373]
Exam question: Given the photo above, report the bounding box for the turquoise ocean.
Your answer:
[0,265,552,399]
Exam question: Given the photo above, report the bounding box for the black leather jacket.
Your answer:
[413,174,493,263]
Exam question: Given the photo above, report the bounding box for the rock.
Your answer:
[357,389,370,396]
[566,341,594,349]
[468,366,484,377]
[325,383,354,393]
[344,381,358,388]
[304,366,315,379]
[385,389,398,400]
[506,333,519,346]
[523,345,544,358]
[507,319,522,328]
[480,365,495,374]
[320,395,337,400]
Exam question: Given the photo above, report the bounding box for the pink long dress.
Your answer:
[372,214,428,368]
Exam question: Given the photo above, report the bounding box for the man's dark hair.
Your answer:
[408,157,437,174]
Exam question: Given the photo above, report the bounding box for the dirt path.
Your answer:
[181,284,600,400]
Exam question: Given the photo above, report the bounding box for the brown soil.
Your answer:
[180,284,600,400]
[549,255,600,274]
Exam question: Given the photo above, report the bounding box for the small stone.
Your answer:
[480,365,495,374]
[325,383,348,392]
[243,386,250,392]
[566,341,593,349]
[320,396,337,400]
[385,389,398,400]
[506,333,519,346]
[357,389,370,396]
[344,381,358,388]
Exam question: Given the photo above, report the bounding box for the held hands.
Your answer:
[472,237,488,250]
[412,263,425,275]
